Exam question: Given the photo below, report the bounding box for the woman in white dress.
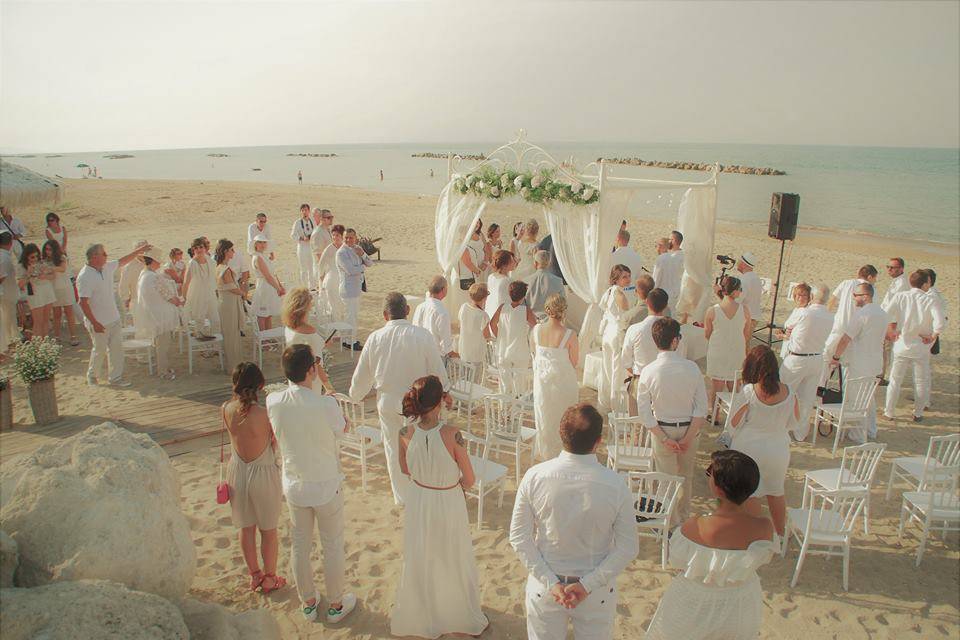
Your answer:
[482,223,502,282]
[17,243,55,339]
[392,375,488,638]
[458,219,488,292]
[280,287,335,393]
[484,249,515,319]
[705,276,752,416]
[44,212,68,255]
[317,224,345,322]
[490,281,536,369]
[510,218,540,280]
[249,235,284,331]
[134,248,183,379]
[458,283,491,366]
[531,293,579,460]
[42,240,79,346]
[598,264,636,412]
[162,247,186,296]
[729,345,799,537]
[645,449,778,640]
[182,237,220,337]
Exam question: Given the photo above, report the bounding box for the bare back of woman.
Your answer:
[681,512,774,551]
[223,400,275,463]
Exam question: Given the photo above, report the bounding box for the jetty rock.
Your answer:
[0,422,195,599]
[179,598,282,640]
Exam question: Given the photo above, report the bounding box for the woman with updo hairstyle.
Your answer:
[704,275,752,414]
[392,375,488,637]
[645,449,778,640]
[484,249,516,318]
[728,345,798,538]
[459,218,487,289]
[531,293,580,460]
[597,263,636,412]
[281,287,334,392]
[221,362,285,594]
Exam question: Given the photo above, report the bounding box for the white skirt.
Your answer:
[27,280,56,309]
[251,281,282,318]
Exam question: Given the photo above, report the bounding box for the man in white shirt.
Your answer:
[266,344,357,623]
[611,230,643,304]
[776,283,834,440]
[349,292,449,505]
[0,232,20,352]
[337,228,373,348]
[411,275,458,359]
[509,403,638,640]
[317,224,346,322]
[117,240,148,311]
[921,268,948,411]
[831,283,890,441]
[652,231,684,315]
[635,317,708,523]
[310,208,334,289]
[77,242,150,387]
[882,270,945,422]
[290,203,315,287]
[227,238,250,288]
[736,253,763,321]
[826,264,878,359]
[0,207,26,258]
[247,212,274,258]
[879,257,907,384]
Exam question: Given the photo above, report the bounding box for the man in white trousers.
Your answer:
[0,232,20,353]
[651,231,684,316]
[337,228,372,350]
[310,208,334,288]
[510,403,638,640]
[349,292,449,506]
[411,275,458,359]
[290,203,315,288]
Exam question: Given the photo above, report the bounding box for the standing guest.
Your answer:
[654,236,670,258]
[622,289,679,415]
[531,294,579,461]
[336,228,372,350]
[163,248,186,294]
[458,283,492,367]
[597,265,636,412]
[17,243,56,339]
[511,219,541,280]
[524,249,564,319]
[536,232,566,284]
[298,169,302,185]
[118,240,148,312]
[182,237,220,337]
[134,248,182,379]
[459,218,487,290]
[880,257,908,384]
[250,235,285,331]
[883,270,945,423]
[317,224,345,321]
[729,346,798,537]
[44,212,68,255]
[484,223,503,279]
[633,274,655,324]
[0,232,19,351]
[611,230,644,304]
[310,208,334,289]
[222,363,284,594]
[391,376,489,638]
[290,204,315,287]
[510,403,638,640]
[736,253,762,321]
[509,222,524,257]
[0,207,26,257]
[349,292,449,506]
[831,282,889,442]
[704,276,751,415]
[921,269,948,409]
[227,239,251,292]
[484,249,515,319]
[281,288,335,394]
[644,450,777,640]
[77,241,150,387]
[490,280,537,373]
[776,283,833,440]
[43,240,79,346]
[412,275,458,359]
[652,231,684,315]
[267,344,357,623]
[247,212,274,259]
[636,318,708,524]
[826,264,878,358]
[215,240,245,372]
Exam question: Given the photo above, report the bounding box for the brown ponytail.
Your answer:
[742,345,780,397]
[717,275,741,299]
[400,375,444,420]
[232,362,265,418]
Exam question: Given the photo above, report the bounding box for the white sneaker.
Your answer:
[326,593,357,623]
[86,376,98,387]
[109,379,132,388]
[301,600,319,622]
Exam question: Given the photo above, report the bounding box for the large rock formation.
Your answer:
[0,580,189,640]
[178,599,282,640]
[0,530,18,587]
[0,422,195,598]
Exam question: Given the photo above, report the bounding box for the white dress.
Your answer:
[45,226,65,251]
[19,263,56,309]
[458,303,489,364]
[250,252,282,318]
[497,303,531,369]
[390,423,488,638]
[50,258,74,306]
[459,237,486,284]
[283,326,325,353]
[730,384,795,497]
[645,530,777,640]
[510,239,538,280]
[598,284,629,411]
[134,270,180,338]
[532,325,578,460]
[484,272,510,319]
[184,258,219,329]
[706,302,747,381]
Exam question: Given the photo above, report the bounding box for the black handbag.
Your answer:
[459,277,476,291]
[931,336,941,355]
[817,364,843,405]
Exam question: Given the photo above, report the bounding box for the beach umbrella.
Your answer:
[0,161,64,208]
[76,162,89,168]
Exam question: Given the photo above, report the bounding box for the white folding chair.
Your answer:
[187,332,224,374]
[711,369,743,430]
[483,394,536,484]
[447,358,492,435]
[812,375,880,455]
[334,393,384,492]
[462,432,507,530]
[121,338,155,375]
[606,413,654,474]
[898,463,960,566]
[483,341,501,390]
[249,319,285,368]
[783,487,865,591]
[328,321,358,360]
[628,471,683,568]
[498,367,536,431]
[886,433,960,500]
[803,442,886,534]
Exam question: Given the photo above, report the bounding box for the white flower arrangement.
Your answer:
[453,167,599,206]
[12,337,62,384]
[500,174,510,188]
[570,181,583,194]
[531,175,543,188]
[513,175,525,189]
[582,187,595,201]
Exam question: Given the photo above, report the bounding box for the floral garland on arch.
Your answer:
[452,166,599,206]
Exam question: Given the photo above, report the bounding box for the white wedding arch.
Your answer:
[434,131,720,357]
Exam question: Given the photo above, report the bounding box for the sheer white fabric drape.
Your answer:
[676,186,718,323]
[435,183,486,313]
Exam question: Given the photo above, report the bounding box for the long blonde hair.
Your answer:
[281,287,312,329]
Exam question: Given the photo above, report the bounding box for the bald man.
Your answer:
[411,275,458,359]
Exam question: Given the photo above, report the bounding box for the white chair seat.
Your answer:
[469,455,508,485]
[893,456,940,479]
[353,425,383,444]
[806,468,863,490]
[614,448,655,471]
[257,327,285,340]
[818,404,868,421]
[450,380,493,402]
[787,508,849,543]
[122,338,153,349]
[902,491,960,517]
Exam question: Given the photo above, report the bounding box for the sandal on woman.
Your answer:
[259,573,287,594]
[249,569,265,592]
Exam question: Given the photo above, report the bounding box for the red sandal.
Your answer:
[249,569,265,592]
[260,573,287,594]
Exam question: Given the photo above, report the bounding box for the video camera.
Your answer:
[714,254,736,285]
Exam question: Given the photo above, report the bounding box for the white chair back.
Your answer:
[838,442,887,488]
[334,393,367,425]
[462,431,489,460]
[805,488,865,537]
[499,367,533,399]
[923,464,960,510]
[483,394,523,441]
[839,376,879,417]
[628,471,683,524]
[928,433,960,470]
[608,414,653,463]
[448,358,484,388]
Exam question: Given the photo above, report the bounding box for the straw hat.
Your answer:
[138,247,163,264]
[740,252,757,267]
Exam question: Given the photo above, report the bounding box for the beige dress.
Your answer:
[223,408,283,530]
[217,265,244,371]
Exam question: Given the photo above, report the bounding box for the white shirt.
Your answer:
[844,302,890,376]
[652,250,684,303]
[636,351,709,427]
[76,260,121,326]
[310,224,333,257]
[266,383,346,507]
[0,248,17,300]
[290,216,314,242]
[284,326,327,354]
[882,273,909,308]
[883,288,946,359]
[349,319,449,400]
[336,245,372,299]
[831,278,868,335]
[117,260,143,304]
[246,221,273,254]
[620,314,687,375]
[927,286,949,331]
[611,246,644,282]
[411,295,454,355]
[738,269,762,318]
[227,249,249,277]
[784,303,834,355]
[509,451,638,593]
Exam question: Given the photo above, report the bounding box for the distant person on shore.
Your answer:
[182,237,220,337]
[412,275,458,359]
[44,212,68,255]
[880,257,907,384]
[0,232,19,352]
[311,208,334,288]
[380,169,384,181]
[317,224,346,321]
[298,169,302,185]
[652,231,684,316]
[291,204,315,288]
[336,228,372,349]
[247,212,274,259]
[524,250,564,318]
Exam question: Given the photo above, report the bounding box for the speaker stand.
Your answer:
[752,238,787,347]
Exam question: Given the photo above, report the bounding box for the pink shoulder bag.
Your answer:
[216,406,230,505]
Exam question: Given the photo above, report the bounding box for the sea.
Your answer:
[6,142,958,245]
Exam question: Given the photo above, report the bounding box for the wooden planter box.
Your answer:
[27,377,58,425]
[0,382,11,431]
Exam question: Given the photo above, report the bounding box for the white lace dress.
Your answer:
[250,252,282,318]
[532,325,578,460]
[184,258,219,330]
[645,530,777,640]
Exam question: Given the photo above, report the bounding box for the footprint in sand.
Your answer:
[213,536,231,549]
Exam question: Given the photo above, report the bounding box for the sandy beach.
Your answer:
[2,177,958,639]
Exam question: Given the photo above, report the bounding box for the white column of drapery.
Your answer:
[675,185,718,323]
[434,182,486,314]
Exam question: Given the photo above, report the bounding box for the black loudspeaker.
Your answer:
[769,192,799,241]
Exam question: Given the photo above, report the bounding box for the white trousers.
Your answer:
[885,353,930,419]
[296,242,314,288]
[0,297,18,351]
[288,491,346,605]
[779,354,822,440]
[86,319,123,382]
[598,331,625,414]
[525,574,618,640]
[378,392,410,506]
[344,296,361,333]
[320,275,346,322]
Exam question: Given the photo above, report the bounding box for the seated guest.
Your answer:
[281,287,335,393]
[458,282,492,367]
[134,248,183,380]
[222,362,284,594]
[412,275,458,359]
[524,249,564,318]
[644,450,778,640]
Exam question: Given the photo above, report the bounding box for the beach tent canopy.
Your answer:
[0,161,65,209]
[434,131,719,355]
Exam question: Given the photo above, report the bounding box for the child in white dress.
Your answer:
[182,238,220,336]
[490,280,537,370]
[457,283,492,366]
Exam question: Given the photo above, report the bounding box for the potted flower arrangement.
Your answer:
[0,376,11,431]
[12,337,62,425]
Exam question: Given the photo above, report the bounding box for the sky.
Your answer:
[1,1,958,153]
